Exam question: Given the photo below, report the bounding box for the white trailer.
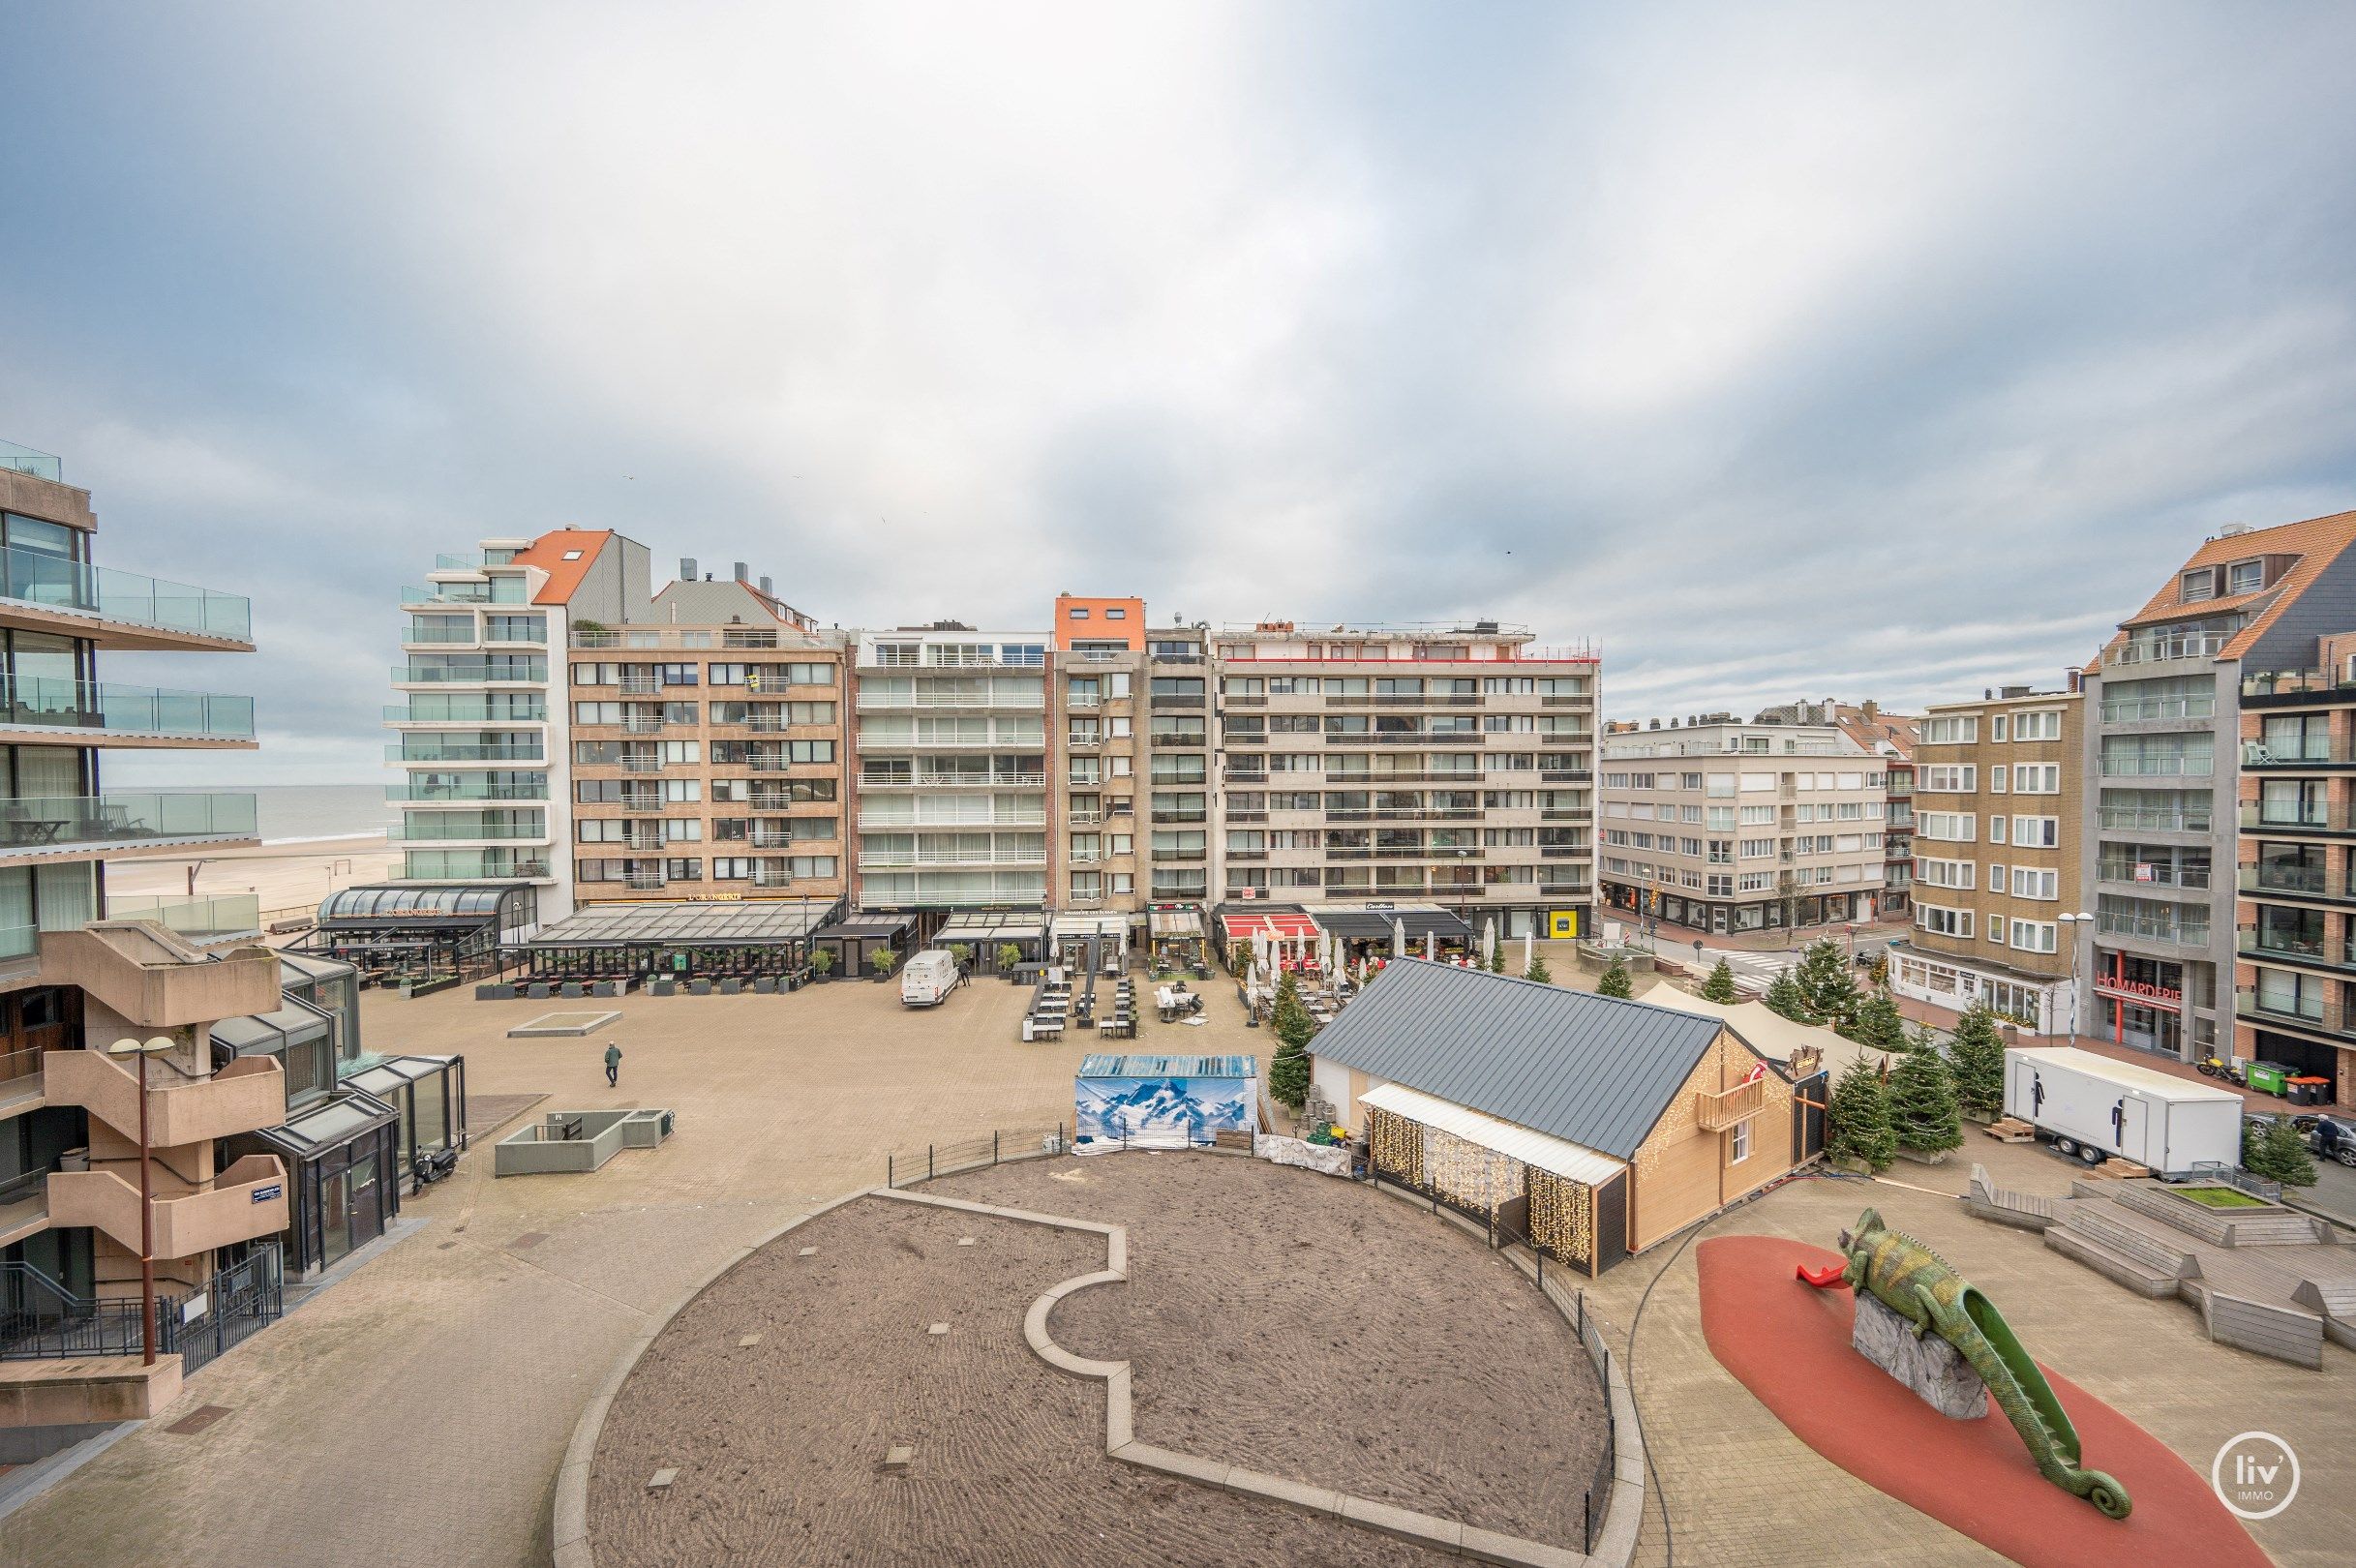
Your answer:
[2003,1046,2242,1177]
[899,949,964,1008]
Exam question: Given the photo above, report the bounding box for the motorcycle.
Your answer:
[2194,1056,2247,1086]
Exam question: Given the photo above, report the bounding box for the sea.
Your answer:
[149,784,397,847]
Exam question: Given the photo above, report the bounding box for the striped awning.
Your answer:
[1359,1081,1627,1188]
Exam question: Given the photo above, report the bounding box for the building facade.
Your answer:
[391,529,653,920]
[2234,631,2356,1102]
[1210,622,1597,939]
[0,444,290,1430]
[1600,719,1887,935]
[1889,688,2085,1036]
[1833,702,1918,917]
[2077,511,2356,1065]
[1051,595,1144,917]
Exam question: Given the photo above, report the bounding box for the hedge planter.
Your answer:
[689,980,713,996]
[475,983,516,1002]
[752,978,776,995]
[651,980,678,997]
[718,979,743,996]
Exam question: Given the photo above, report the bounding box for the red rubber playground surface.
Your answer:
[1696,1235,2270,1568]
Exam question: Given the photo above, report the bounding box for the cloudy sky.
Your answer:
[5,2,2355,784]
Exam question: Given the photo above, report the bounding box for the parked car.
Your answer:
[2296,1112,2356,1168]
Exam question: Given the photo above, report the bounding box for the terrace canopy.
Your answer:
[808,910,913,977]
[522,899,838,980]
[343,1053,468,1191]
[299,883,535,981]
[1148,903,1208,968]
[1301,902,1474,947]
[1049,912,1130,967]
[934,910,1046,968]
[1215,907,1318,953]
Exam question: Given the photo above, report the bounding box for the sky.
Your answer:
[5,2,2356,784]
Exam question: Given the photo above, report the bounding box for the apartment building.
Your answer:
[2078,511,2356,1064]
[1052,595,1143,916]
[2234,631,2356,1103]
[390,529,652,919]
[1600,717,1887,936]
[1146,623,1214,907]
[1889,687,2085,1035]
[848,626,1050,910]
[566,569,846,907]
[1833,702,1919,917]
[0,443,290,1434]
[1211,622,1597,938]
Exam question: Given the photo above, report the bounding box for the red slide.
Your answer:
[1795,1261,1850,1288]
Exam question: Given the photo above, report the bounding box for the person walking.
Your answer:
[604,1040,622,1088]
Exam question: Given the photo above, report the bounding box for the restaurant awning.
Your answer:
[1148,906,1204,939]
[1359,1081,1627,1188]
[1301,903,1475,944]
[1218,908,1319,946]
[936,909,1046,945]
[1050,913,1129,942]
[811,911,914,942]
[527,900,836,950]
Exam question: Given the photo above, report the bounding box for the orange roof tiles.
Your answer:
[506,528,613,606]
[2087,509,2356,672]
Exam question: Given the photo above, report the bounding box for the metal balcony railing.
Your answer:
[2232,986,2353,1039]
[2111,631,2227,665]
[2238,864,2356,902]
[2099,694,2217,723]
[0,543,253,642]
[2244,737,2355,768]
[2239,802,2356,833]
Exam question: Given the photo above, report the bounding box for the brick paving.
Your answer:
[1579,1137,2349,1568]
[0,974,1243,1568]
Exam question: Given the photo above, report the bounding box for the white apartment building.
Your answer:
[1209,621,1597,939]
[848,628,1051,909]
[1599,719,1888,936]
[388,529,651,921]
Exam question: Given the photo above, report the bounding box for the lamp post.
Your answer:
[106,1035,176,1366]
[2058,913,2093,1044]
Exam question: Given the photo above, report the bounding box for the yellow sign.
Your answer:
[1548,911,1579,939]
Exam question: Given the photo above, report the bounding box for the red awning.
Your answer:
[1220,911,1320,946]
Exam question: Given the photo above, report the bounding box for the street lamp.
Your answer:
[2057,914,2094,1043]
[106,1035,177,1366]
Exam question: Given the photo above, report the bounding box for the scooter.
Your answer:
[2194,1055,2247,1086]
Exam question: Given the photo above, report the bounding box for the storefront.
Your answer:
[343,1054,468,1192]
[931,909,1045,973]
[1146,904,1206,972]
[1888,944,2069,1035]
[227,1090,401,1279]
[2092,951,2186,1057]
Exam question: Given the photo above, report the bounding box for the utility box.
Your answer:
[2004,1046,2242,1177]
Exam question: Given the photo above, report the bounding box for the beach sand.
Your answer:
[105,833,403,927]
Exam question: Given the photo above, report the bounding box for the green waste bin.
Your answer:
[2245,1061,2294,1097]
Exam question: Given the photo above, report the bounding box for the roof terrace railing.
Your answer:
[0,544,252,642]
[0,441,61,483]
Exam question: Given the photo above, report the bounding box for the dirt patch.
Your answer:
[589,1191,1440,1565]
[934,1151,1611,1545]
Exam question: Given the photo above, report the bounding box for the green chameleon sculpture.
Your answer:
[1805,1207,2131,1520]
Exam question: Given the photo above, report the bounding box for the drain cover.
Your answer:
[510,1232,549,1250]
[166,1404,231,1435]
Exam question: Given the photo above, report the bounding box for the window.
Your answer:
[2227,558,2263,595]
[1916,811,1976,843]
[1920,716,1978,744]
[2011,866,2058,900]
[2180,567,2215,602]
[1988,816,2007,844]
[1920,765,1975,793]
[1990,714,2008,741]
[2011,815,2060,847]
[1105,607,1127,619]
[1916,904,1973,938]
[2012,764,2062,794]
[1730,1120,1751,1164]
[2009,920,2059,953]
[2012,709,2063,741]
[1915,858,1974,890]
[1989,766,2008,794]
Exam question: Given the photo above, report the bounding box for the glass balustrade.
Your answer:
[0,793,257,850]
[0,544,253,641]
[0,676,255,739]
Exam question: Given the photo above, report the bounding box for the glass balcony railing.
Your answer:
[401,849,549,880]
[401,580,528,606]
[383,701,548,724]
[0,793,257,851]
[0,545,252,642]
[2244,669,2356,700]
[391,661,548,685]
[0,440,61,482]
[103,892,264,941]
[0,676,256,739]
[386,780,548,802]
[385,741,546,764]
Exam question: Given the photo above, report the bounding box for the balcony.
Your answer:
[2233,986,2356,1040]
[2103,805,2213,834]
[383,701,547,726]
[0,676,255,745]
[0,793,258,859]
[858,849,1046,868]
[2239,802,2356,837]
[387,780,549,802]
[102,892,263,943]
[388,818,546,842]
[0,545,253,649]
[856,693,1046,711]
[36,924,280,1028]
[1150,809,1208,824]
[2238,865,2356,905]
[2099,911,2210,948]
[44,1051,286,1146]
[390,660,548,685]
[2244,737,2356,769]
[386,742,545,764]
[1148,693,1206,710]
[400,580,528,607]
[859,811,1044,829]
[2099,694,2217,724]
[2235,925,2349,973]
[2098,754,2213,778]
[397,852,550,881]
[2094,860,2211,890]
[1065,734,1102,751]
[2109,630,2227,666]
[574,624,809,649]
[0,440,61,482]
[2242,669,2356,705]
[1695,1077,1765,1132]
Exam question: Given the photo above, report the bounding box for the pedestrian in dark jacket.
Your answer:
[604,1041,622,1087]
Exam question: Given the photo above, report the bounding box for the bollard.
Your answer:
[993,1131,1000,1165]
[888,1153,894,1189]
[928,1144,934,1182]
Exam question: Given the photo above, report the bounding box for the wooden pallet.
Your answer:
[2084,1159,2153,1181]
[1983,1118,2037,1143]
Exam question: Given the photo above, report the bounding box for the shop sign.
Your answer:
[2095,976,2182,1006]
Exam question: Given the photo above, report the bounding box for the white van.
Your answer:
[899,949,964,1008]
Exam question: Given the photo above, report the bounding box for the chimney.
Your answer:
[1860,699,1878,720]
[733,561,750,583]
[759,575,774,597]
[680,558,697,582]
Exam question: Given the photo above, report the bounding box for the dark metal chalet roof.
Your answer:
[1308,959,1728,1161]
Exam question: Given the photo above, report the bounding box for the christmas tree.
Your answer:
[2243,1117,2318,1188]
[1701,958,1738,1004]
[1792,939,1860,1030]
[1764,968,1817,1024]
[1887,1038,1963,1156]
[1524,952,1554,984]
[1947,1001,2008,1123]
[1842,990,1909,1055]
[1596,960,1633,999]
[1268,972,1314,1109]
[1826,1055,1897,1171]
